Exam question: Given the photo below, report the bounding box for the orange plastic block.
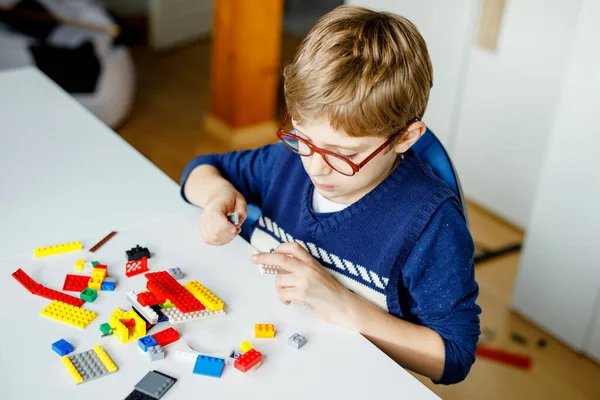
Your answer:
[254,324,275,339]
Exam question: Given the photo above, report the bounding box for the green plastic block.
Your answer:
[100,322,113,335]
[91,261,100,266]
[80,288,98,303]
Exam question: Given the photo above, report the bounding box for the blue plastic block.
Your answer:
[52,339,74,356]
[138,336,157,352]
[101,277,116,291]
[150,305,168,323]
[193,355,225,378]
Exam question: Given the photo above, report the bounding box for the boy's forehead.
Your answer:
[292,117,371,149]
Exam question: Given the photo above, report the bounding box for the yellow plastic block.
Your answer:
[34,241,82,258]
[92,268,106,279]
[61,356,84,383]
[93,345,118,372]
[109,308,146,344]
[40,300,98,329]
[158,299,174,309]
[255,324,276,338]
[184,280,225,311]
[88,276,102,290]
[240,341,254,353]
[74,259,85,271]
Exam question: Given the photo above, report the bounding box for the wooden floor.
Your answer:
[116,39,600,400]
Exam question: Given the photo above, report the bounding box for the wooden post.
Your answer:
[205,0,284,149]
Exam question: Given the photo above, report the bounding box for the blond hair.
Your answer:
[283,5,433,138]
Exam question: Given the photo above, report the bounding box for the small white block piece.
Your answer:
[126,290,159,324]
[167,267,183,280]
[259,264,280,275]
[160,306,226,325]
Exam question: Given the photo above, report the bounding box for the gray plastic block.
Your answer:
[135,370,177,399]
[288,333,307,350]
[148,345,165,361]
[227,212,239,225]
[167,267,183,280]
[68,349,109,382]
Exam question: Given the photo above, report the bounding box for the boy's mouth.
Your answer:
[312,180,335,191]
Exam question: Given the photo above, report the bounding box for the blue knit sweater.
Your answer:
[181,143,481,384]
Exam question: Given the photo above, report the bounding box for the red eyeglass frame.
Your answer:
[276,111,420,176]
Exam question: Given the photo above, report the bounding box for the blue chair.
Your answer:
[240,127,466,241]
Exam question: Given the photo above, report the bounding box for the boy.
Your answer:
[181,5,480,384]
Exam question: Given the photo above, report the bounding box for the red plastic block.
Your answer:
[145,271,205,313]
[122,318,136,328]
[95,264,108,270]
[476,345,532,370]
[234,349,263,373]
[151,327,180,346]
[62,274,91,292]
[137,291,162,307]
[145,281,168,303]
[12,268,41,294]
[36,286,85,307]
[125,257,148,277]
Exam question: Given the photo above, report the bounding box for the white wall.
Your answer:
[347,0,479,145]
[511,0,600,353]
[452,0,581,227]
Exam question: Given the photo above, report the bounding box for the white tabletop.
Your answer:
[0,67,189,259]
[0,67,438,399]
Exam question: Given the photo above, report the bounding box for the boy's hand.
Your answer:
[200,187,247,246]
[251,242,356,329]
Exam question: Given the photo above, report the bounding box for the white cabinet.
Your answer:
[511,0,600,354]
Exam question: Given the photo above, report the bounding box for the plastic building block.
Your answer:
[150,306,169,323]
[80,288,98,303]
[151,327,179,346]
[94,264,108,270]
[259,264,281,275]
[158,299,174,309]
[476,345,532,370]
[255,324,275,338]
[36,285,85,307]
[125,389,156,400]
[126,257,149,277]
[138,291,162,307]
[126,245,151,262]
[100,322,113,336]
[61,345,117,384]
[89,231,117,253]
[134,370,177,400]
[288,333,307,349]
[167,267,183,280]
[126,290,159,325]
[52,339,74,356]
[74,259,86,271]
[160,305,226,325]
[227,212,239,225]
[229,350,242,362]
[234,349,263,373]
[63,274,91,292]
[109,308,146,344]
[88,276,103,291]
[139,336,157,352]
[193,355,225,378]
[101,277,116,291]
[148,345,165,361]
[145,271,205,313]
[40,300,98,329]
[92,268,107,280]
[91,261,100,267]
[240,341,253,353]
[34,241,82,258]
[184,280,225,311]
[12,268,42,294]
[122,318,137,328]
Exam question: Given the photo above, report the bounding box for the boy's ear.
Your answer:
[393,121,427,154]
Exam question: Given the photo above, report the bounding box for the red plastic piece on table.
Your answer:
[137,291,162,307]
[94,264,108,270]
[234,349,263,373]
[36,286,85,307]
[12,268,42,294]
[151,327,180,346]
[62,274,91,292]
[125,256,148,277]
[145,281,168,303]
[145,271,205,313]
[476,345,532,370]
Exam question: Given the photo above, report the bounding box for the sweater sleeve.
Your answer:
[400,199,481,384]
[180,143,285,208]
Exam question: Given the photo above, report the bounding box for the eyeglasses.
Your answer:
[276,111,419,176]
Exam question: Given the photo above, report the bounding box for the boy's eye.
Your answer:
[339,153,357,159]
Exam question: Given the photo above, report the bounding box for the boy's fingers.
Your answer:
[274,273,297,289]
[215,211,237,234]
[277,287,300,304]
[252,253,301,272]
[273,242,312,262]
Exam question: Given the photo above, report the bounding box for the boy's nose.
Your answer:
[307,153,332,176]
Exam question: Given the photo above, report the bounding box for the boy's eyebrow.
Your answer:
[294,128,364,151]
